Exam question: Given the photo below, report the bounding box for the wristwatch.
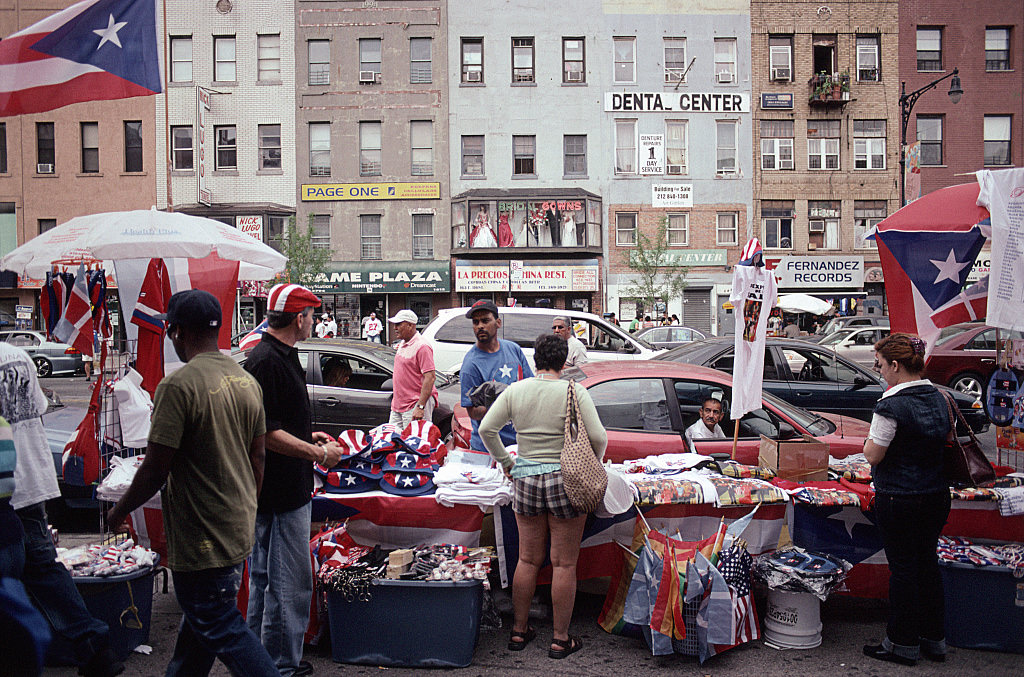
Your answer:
[414,404,425,410]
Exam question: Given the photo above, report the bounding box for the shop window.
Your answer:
[80,122,99,173]
[854,200,884,250]
[808,200,840,250]
[360,214,381,259]
[214,125,236,170]
[512,37,534,83]
[853,120,886,170]
[308,40,330,86]
[258,124,281,171]
[807,119,840,170]
[664,38,686,84]
[760,119,793,170]
[616,212,637,246]
[412,214,433,259]
[410,37,431,83]
[613,37,635,83]
[562,37,585,83]
[917,27,942,71]
[214,36,236,82]
[170,36,192,83]
[461,38,483,83]
[124,121,143,173]
[917,116,943,165]
[171,126,193,170]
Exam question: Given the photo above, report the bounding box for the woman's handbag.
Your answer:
[560,380,608,512]
[941,391,996,487]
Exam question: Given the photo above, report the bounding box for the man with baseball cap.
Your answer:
[243,283,343,676]
[460,301,532,461]
[108,290,279,676]
[387,310,438,428]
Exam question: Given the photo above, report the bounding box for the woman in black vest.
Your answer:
[862,333,951,666]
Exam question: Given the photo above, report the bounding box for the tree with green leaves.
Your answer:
[620,217,689,317]
[276,214,331,285]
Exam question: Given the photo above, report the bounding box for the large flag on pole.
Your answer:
[0,0,162,117]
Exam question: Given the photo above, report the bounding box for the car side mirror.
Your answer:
[852,375,871,390]
[622,343,638,354]
[778,422,799,440]
[381,378,394,391]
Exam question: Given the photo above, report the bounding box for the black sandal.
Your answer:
[548,635,582,659]
[508,626,536,651]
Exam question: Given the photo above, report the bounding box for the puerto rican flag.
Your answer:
[53,263,94,356]
[238,320,268,351]
[0,0,161,117]
[130,258,170,396]
[867,183,990,344]
[929,274,989,328]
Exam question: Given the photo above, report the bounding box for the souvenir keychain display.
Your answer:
[987,367,1018,426]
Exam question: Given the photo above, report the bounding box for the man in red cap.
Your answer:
[243,283,343,677]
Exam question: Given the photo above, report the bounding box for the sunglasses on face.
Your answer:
[552,325,565,330]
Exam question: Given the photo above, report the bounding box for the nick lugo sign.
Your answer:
[605,92,749,113]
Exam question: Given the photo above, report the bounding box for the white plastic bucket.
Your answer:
[763,589,822,649]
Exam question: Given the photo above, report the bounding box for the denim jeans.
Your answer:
[167,563,279,677]
[247,502,313,676]
[875,490,951,658]
[16,501,110,665]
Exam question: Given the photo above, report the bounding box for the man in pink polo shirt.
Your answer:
[387,310,438,428]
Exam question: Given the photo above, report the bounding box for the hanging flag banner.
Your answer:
[904,141,921,204]
[197,86,211,206]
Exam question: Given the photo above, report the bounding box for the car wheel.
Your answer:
[34,356,52,378]
[950,372,984,400]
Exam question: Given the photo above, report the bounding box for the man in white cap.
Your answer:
[387,310,438,428]
[315,313,328,339]
[243,283,343,677]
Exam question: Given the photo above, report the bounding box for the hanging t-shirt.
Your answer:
[460,339,533,451]
[977,167,1024,331]
[730,264,777,420]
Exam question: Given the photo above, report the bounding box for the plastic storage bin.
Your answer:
[327,578,483,667]
[940,558,1024,654]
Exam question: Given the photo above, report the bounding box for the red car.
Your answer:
[924,323,1024,400]
[453,361,868,465]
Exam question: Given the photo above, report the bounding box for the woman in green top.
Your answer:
[480,333,607,660]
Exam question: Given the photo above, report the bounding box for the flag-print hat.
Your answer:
[319,469,377,494]
[267,283,321,313]
[380,470,436,496]
[382,451,436,474]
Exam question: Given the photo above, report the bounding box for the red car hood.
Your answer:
[815,411,869,458]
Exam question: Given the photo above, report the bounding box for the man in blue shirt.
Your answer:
[460,301,533,455]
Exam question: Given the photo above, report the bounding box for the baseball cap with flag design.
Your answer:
[267,283,321,313]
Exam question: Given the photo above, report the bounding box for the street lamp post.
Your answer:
[899,68,963,207]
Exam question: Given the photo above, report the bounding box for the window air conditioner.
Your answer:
[359,70,376,83]
[809,220,825,232]
[37,163,54,174]
[771,67,791,81]
[566,71,583,82]
[466,70,482,82]
[780,158,794,170]
[716,71,734,84]
[667,165,684,175]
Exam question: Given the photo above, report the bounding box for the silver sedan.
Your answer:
[0,330,87,377]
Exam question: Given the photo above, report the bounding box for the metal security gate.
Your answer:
[683,288,711,334]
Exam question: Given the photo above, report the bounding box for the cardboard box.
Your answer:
[389,548,413,567]
[758,434,829,482]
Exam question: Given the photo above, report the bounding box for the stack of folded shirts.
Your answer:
[433,462,512,509]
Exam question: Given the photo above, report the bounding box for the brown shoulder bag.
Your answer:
[941,390,996,487]
[560,380,607,512]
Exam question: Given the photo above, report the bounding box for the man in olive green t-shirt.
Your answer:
[108,290,279,676]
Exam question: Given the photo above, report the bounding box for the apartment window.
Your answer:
[714,38,737,83]
[808,201,840,250]
[214,36,236,82]
[616,212,637,246]
[39,219,57,234]
[852,120,886,170]
[257,34,280,81]
[615,119,637,174]
[36,122,55,169]
[267,215,287,252]
[667,213,688,246]
[359,38,382,77]
[410,121,433,176]
[984,115,1012,166]
[854,200,884,249]
[762,201,794,249]
[563,37,585,83]
[512,37,535,83]
[308,40,330,85]
[258,124,281,170]
[215,125,236,170]
[717,213,738,246]
[613,37,635,83]
[360,214,381,259]
[80,122,99,173]
[170,36,192,82]
[412,214,433,259]
[359,121,382,176]
[768,36,792,80]
[564,134,587,176]
[812,34,837,74]
[410,37,432,83]
[124,121,143,172]
[916,28,942,71]
[986,28,1011,71]
[309,122,331,176]
[666,120,688,175]
[857,36,880,81]
[664,38,686,84]
[807,119,840,170]
[917,116,943,165]
[462,135,484,176]
[760,120,794,170]
[311,214,331,250]
[716,120,738,174]
[461,38,483,83]
[512,135,536,176]
[0,123,7,173]
[171,126,193,170]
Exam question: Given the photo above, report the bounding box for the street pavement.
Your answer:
[37,374,1024,675]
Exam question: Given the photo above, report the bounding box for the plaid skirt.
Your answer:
[512,471,579,519]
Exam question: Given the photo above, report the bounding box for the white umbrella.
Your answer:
[0,208,286,281]
[776,293,834,315]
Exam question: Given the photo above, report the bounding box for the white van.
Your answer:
[422,306,664,374]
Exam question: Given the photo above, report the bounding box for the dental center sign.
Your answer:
[605,92,750,113]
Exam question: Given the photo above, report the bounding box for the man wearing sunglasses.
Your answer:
[551,316,589,368]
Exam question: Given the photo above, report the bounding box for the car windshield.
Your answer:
[819,318,843,335]
[934,324,978,347]
[819,329,855,346]
[655,339,729,365]
[763,389,834,435]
